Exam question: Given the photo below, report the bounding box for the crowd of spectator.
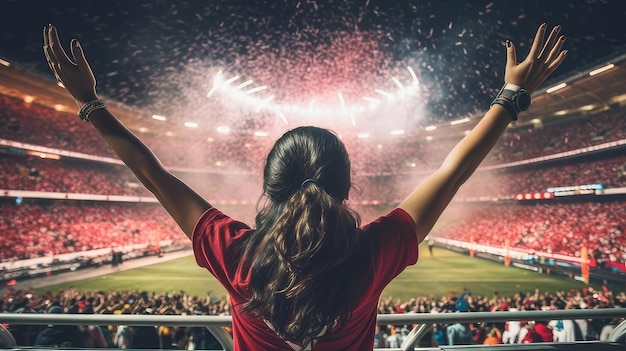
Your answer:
[0,201,185,261]
[434,201,626,267]
[1,91,626,266]
[2,285,624,348]
[2,93,625,175]
[2,150,624,210]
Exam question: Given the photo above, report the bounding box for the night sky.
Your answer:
[1,0,624,131]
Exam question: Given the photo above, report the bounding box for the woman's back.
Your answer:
[192,206,417,349]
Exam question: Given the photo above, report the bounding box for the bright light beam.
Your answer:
[276,111,288,124]
[234,79,253,90]
[374,89,393,98]
[362,97,382,104]
[338,93,345,108]
[407,66,419,85]
[392,77,406,91]
[244,86,267,95]
[223,75,240,86]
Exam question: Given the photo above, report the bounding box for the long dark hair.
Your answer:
[241,126,362,347]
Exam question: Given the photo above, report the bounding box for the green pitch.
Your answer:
[37,245,590,301]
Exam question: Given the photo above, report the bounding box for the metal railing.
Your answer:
[2,308,626,350]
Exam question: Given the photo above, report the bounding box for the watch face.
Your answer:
[517,91,531,111]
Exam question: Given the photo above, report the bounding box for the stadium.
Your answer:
[1,1,626,350]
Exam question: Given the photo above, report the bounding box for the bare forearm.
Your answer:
[440,105,511,187]
[87,108,165,192]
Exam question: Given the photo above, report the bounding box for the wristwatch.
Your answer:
[491,83,531,121]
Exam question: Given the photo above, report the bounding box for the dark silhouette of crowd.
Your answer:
[2,285,624,348]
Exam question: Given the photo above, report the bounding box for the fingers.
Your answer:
[545,50,568,77]
[544,35,566,64]
[505,40,517,71]
[526,23,547,62]
[70,39,90,73]
[538,25,561,60]
[43,25,76,96]
[48,25,74,66]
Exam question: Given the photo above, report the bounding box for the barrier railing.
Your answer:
[2,308,626,350]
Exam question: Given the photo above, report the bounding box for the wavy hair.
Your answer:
[240,126,363,348]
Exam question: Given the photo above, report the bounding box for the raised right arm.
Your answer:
[399,24,567,244]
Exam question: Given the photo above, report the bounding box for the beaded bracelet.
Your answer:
[77,100,106,122]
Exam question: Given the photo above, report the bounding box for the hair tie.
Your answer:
[301,178,320,188]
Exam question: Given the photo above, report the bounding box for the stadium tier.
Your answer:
[0,57,626,271]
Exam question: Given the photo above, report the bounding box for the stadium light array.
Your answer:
[425,126,437,131]
[216,126,230,134]
[184,122,198,128]
[450,117,470,125]
[589,63,614,76]
[152,115,167,121]
[0,58,10,67]
[207,66,421,126]
[546,82,567,94]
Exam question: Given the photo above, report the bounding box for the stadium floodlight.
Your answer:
[357,133,370,139]
[244,86,267,95]
[0,58,10,67]
[276,111,288,124]
[362,96,382,104]
[206,70,223,98]
[407,66,419,85]
[392,77,406,91]
[579,104,595,111]
[152,115,167,121]
[425,126,437,131]
[223,75,241,86]
[216,126,230,134]
[374,89,393,98]
[139,127,148,133]
[390,129,405,135]
[184,122,198,128]
[254,131,268,137]
[23,96,35,103]
[450,117,470,125]
[589,63,614,76]
[546,82,567,94]
[234,79,253,90]
[337,93,345,108]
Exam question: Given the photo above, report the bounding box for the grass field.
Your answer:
[37,244,592,301]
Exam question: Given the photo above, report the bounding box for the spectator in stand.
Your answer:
[33,305,85,348]
[483,325,503,345]
[520,320,553,343]
[44,22,566,350]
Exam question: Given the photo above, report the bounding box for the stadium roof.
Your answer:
[0,1,624,140]
[2,52,625,141]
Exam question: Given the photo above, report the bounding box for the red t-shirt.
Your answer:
[193,207,418,350]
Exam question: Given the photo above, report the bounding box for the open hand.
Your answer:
[504,23,568,94]
[43,24,98,107]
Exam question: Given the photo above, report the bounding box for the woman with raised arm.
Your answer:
[43,23,566,350]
